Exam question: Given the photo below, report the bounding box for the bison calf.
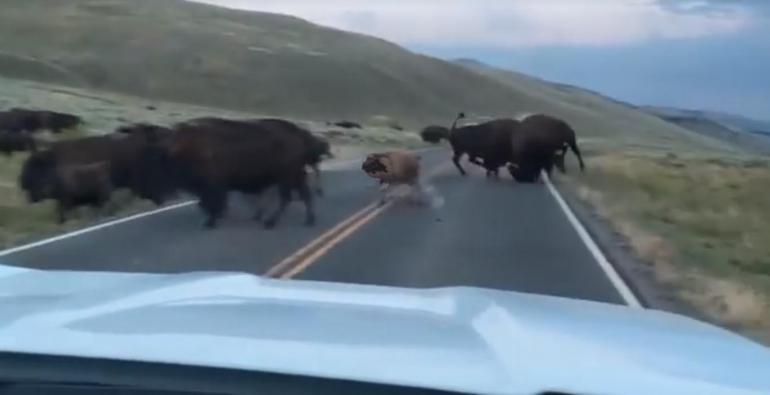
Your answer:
[20,152,113,223]
[362,150,438,207]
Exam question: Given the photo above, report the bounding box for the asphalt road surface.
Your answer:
[0,149,628,305]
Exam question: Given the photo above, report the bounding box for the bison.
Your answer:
[0,108,82,134]
[20,152,113,223]
[362,150,435,206]
[0,132,37,156]
[20,129,174,205]
[507,114,585,183]
[163,117,318,229]
[421,113,519,178]
[334,121,362,129]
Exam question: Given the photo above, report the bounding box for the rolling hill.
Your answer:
[0,0,740,154]
[641,106,770,155]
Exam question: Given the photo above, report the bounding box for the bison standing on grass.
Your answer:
[0,108,82,134]
[20,152,113,223]
[164,118,317,229]
[18,126,175,217]
[0,132,38,156]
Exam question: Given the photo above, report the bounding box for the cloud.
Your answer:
[191,0,752,47]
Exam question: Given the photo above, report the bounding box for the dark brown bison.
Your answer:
[334,121,362,129]
[507,114,585,183]
[20,153,113,223]
[163,118,317,229]
[0,108,82,134]
[19,129,174,205]
[421,113,519,178]
[0,132,37,156]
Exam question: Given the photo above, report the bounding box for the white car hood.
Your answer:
[0,263,769,395]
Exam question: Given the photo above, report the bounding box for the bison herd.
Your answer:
[421,112,585,183]
[0,108,82,155]
[10,114,332,228]
[6,108,583,229]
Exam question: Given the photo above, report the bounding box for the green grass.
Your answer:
[562,152,770,341]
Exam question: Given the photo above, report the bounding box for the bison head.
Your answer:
[507,163,540,183]
[362,154,388,180]
[19,151,57,203]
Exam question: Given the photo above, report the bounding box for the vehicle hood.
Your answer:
[1,264,769,395]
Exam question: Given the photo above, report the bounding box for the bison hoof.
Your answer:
[203,219,218,229]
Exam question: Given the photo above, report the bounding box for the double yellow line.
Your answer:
[264,159,450,279]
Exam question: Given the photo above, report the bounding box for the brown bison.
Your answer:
[0,108,82,134]
[0,132,37,156]
[163,118,318,229]
[18,128,174,206]
[20,153,113,223]
[334,121,362,129]
[507,114,585,183]
[421,113,519,178]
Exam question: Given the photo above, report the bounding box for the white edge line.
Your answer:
[0,201,197,258]
[544,176,643,308]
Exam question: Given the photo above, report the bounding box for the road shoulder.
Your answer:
[553,178,708,320]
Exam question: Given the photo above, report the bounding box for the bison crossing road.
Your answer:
[3,112,641,310]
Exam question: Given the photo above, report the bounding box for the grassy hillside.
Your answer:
[641,106,770,154]
[0,0,744,156]
[0,0,563,126]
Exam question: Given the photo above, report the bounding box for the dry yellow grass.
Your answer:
[563,151,770,342]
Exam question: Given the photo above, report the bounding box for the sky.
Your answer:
[192,0,769,120]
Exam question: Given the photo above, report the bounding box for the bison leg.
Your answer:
[469,156,484,166]
[199,188,227,229]
[264,186,291,229]
[297,180,316,227]
[312,164,323,197]
[452,152,467,176]
[56,202,68,224]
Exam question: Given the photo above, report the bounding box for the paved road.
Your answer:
[1,149,627,305]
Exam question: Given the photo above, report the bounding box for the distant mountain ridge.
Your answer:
[642,106,770,155]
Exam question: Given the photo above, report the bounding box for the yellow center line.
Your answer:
[263,202,378,278]
[279,202,392,279]
[265,159,453,279]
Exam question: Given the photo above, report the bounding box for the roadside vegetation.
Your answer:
[561,149,770,343]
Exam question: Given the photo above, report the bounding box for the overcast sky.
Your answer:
[192,0,769,120]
